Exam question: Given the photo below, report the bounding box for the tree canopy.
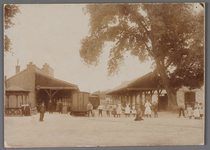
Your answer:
[80,3,204,108]
[4,4,20,53]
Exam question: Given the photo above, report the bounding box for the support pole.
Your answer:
[16,95,18,108]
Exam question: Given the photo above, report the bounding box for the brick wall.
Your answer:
[6,65,36,107]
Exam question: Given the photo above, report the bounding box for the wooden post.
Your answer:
[6,95,9,108]
[16,95,18,108]
[21,95,23,105]
[139,92,143,110]
[25,95,27,104]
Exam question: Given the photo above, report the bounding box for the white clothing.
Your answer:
[144,102,152,115]
[125,106,130,114]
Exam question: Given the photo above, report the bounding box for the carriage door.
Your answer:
[184,92,195,108]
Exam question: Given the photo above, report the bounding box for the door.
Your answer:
[158,94,168,111]
[184,92,195,108]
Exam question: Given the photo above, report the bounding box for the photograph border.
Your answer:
[1,0,209,150]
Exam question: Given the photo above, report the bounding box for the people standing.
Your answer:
[198,103,204,119]
[39,102,45,122]
[48,100,53,114]
[58,100,63,114]
[98,105,103,117]
[132,104,137,117]
[177,102,186,118]
[117,104,122,118]
[144,100,152,117]
[194,104,200,119]
[186,105,192,119]
[112,104,117,117]
[106,105,110,117]
[87,102,93,117]
[125,104,130,117]
[153,101,158,118]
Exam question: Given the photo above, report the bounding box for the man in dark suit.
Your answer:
[39,102,45,122]
[48,100,53,114]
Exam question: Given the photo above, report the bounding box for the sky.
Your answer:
[4,4,154,93]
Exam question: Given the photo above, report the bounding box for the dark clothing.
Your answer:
[153,104,158,118]
[58,102,63,114]
[106,110,110,117]
[48,101,53,114]
[178,108,185,117]
[99,109,103,117]
[113,107,117,117]
[39,105,45,121]
[135,110,144,121]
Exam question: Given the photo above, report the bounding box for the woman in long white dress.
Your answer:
[144,100,152,117]
[125,103,130,117]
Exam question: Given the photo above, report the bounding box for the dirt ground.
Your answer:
[4,111,204,148]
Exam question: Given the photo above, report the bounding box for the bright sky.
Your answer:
[4,4,153,93]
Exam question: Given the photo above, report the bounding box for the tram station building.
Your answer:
[106,72,204,111]
[5,62,79,115]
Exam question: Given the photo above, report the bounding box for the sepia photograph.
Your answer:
[4,3,205,147]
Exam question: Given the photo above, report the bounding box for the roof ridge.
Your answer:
[35,72,78,88]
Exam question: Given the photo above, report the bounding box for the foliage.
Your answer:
[4,4,20,52]
[80,3,204,107]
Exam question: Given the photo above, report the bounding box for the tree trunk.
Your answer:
[155,59,177,111]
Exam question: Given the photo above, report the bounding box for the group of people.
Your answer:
[86,100,159,121]
[39,100,64,122]
[47,100,63,114]
[178,102,204,119]
[40,100,204,122]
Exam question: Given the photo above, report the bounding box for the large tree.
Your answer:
[4,4,20,53]
[80,3,204,109]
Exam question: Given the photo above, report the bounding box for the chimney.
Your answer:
[27,62,35,68]
[16,59,20,74]
[41,63,54,77]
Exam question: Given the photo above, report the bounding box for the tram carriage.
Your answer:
[70,92,90,116]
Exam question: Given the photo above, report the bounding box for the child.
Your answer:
[134,109,144,121]
[186,105,192,118]
[125,104,130,117]
[194,105,200,119]
[132,104,137,117]
[190,108,194,119]
[144,100,152,117]
[199,103,204,119]
[116,104,122,118]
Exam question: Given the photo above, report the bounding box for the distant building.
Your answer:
[177,86,204,108]
[5,62,79,115]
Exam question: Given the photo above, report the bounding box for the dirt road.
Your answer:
[4,112,204,147]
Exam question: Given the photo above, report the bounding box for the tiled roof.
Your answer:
[6,85,29,92]
[106,72,162,95]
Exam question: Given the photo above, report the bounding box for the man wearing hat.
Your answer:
[39,102,46,122]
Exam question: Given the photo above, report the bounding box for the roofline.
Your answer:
[39,87,78,90]
[126,72,153,87]
[106,72,158,95]
[35,72,78,88]
[6,69,27,81]
[5,64,49,81]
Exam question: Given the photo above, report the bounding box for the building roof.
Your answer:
[106,72,163,95]
[6,63,79,91]
[6,85,29,92]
